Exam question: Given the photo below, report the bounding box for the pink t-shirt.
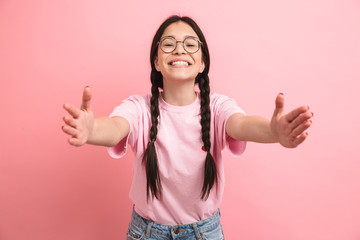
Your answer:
[108,92,246,225]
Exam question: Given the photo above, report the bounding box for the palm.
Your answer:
[271,94,313,148]
[62,87,95,146]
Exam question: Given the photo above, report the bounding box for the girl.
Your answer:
[62,16,313,240]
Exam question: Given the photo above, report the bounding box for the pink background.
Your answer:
[1,0,360,239]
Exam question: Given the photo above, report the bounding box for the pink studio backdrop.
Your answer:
[1,0,359,239]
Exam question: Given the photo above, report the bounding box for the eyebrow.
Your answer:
[162,35,197,39]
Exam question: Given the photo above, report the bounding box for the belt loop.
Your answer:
[192,223,202,240]
[145,222,153,238]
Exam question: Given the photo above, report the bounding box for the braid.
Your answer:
[142,70,162,200]
[199,74,217,200]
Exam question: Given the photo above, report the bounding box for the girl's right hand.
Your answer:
[62,86,95,146]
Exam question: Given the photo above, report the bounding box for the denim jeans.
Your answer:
[126,207,224,240]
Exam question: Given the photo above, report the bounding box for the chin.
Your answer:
[168,75,197,82]
[165,71,198,81]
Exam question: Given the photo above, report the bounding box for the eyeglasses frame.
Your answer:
[158,36,203,54]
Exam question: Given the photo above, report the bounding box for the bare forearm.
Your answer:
[225,94,313,148]
[87,116,129,147]
[226,114,278,143]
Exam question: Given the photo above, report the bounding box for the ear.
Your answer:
[199,61,205,73]
[154,56,160,72]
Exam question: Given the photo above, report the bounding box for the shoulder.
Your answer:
[123,94,150,104]
[210,92,230,100]
[209,92,245,115]
[118,94,151,109]
[209,92,236,106]
[110,94,151,117]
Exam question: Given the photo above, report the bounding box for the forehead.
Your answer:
[161,21,199,39]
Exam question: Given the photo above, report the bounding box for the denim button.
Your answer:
[174,228,179,234]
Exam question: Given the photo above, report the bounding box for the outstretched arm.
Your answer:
[225,93,313,148]
[62,86,130,147]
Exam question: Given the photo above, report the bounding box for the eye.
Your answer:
[164,43,175,47]
[161,38,176,48]
[184,38,198,47]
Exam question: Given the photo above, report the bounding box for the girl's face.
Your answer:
[155,21,205,84]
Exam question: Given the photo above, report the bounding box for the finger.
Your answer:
[273,93,285,118]
[63,103,81,118]
[292,132,308,147]
[291,119,312,137]
[68,137,84,147]
[285,105,309,123]
[290,110,313,130]
[81,86,92,111]
[63,116,77,128]
[62,125,78,137]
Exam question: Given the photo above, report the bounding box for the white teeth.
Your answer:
[171,61,189,66]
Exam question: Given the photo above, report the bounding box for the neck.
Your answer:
[161,79,197,106]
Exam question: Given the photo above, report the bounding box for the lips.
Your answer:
[168,59,191,66]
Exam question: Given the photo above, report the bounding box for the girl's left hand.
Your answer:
[270,93,313,148]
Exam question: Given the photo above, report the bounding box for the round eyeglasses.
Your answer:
[158,36,202,54]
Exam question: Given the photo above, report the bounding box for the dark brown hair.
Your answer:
[143,15,216,200]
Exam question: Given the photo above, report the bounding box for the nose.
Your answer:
[173,41,186,54]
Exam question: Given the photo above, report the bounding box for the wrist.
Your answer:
[86,119,96,144]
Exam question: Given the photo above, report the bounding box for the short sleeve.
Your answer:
[211,93,247,156]
[107,95,147,159]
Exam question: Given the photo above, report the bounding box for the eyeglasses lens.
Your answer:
[184,38,199,53]
[160,38,199,53]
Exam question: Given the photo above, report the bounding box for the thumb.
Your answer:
[273,93,285,118]
[80,86,92,111]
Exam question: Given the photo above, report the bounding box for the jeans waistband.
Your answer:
[130,207,221,239]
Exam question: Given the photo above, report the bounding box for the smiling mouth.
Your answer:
[169,61,190,66]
